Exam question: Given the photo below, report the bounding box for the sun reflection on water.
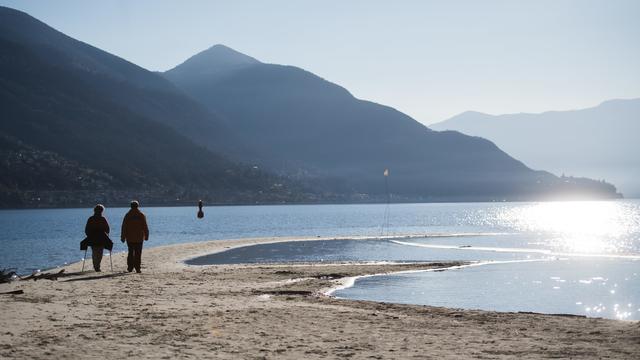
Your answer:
[497,201,640,255]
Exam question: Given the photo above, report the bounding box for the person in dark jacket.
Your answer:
[84,204,112,272]
[120,200,149,273]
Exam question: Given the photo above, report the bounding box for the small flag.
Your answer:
[383,169,389,177]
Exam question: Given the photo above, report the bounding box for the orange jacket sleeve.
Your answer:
[120,215,127,241]
[143,214,149,240]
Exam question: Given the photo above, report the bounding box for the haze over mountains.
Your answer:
[0,6,301,206]
[0,6,621,207]
[432,99,640,197]
[163,45,618,200]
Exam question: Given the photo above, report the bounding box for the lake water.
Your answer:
[2,200,639,320]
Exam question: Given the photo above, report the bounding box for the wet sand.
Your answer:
[1,236,639,359]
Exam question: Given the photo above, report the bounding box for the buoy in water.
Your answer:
[197,200,204,219]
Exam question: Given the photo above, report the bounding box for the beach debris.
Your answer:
[518,311,586,318]
[0,290,24,295]
[0,269,17,284]
[257,290,312,296]
[274,270,298,276]
[311,273,347,280]
[20,269,65,282]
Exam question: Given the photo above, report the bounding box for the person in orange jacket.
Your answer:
[120,200,149,273]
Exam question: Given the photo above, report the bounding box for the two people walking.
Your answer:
[83,201,149,273]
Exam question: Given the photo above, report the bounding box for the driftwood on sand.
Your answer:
[19,269,65,282]
[0,290,24,295]
[0,269,17,284]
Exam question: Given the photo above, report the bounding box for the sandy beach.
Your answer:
[1,236,639,359]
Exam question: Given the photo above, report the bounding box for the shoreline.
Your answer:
[2,237,639,359]
[1,196,633,211]
[323,261,485,297]
[179,232,507,267]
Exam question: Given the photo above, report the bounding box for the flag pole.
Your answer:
[381,169,390,237]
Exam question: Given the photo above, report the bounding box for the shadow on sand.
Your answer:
[61,272,129,282]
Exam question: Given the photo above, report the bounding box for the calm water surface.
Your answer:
[2,200,639,320]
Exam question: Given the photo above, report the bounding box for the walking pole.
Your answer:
[81,249,87,272]
[109,250,113,272]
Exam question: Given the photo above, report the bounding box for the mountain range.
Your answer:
[0,6,303,207]
[0,6,621,207]
[431,99,639,197]
[162,45,619,200]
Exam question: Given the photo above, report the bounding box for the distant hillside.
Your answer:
[431,99,640,197]
[163,45,620,201]
[0,6,622,205]
[0,7,306,207]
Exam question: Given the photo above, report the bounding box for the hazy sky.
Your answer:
[2,0,639,124]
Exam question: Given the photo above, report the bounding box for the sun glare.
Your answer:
[499,201,637,254]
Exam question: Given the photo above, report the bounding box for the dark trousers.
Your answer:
[127,242,143,272]
[91,246,103,271]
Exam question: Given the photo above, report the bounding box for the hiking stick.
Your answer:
[81,249,87,272]
[109,250,113,272]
